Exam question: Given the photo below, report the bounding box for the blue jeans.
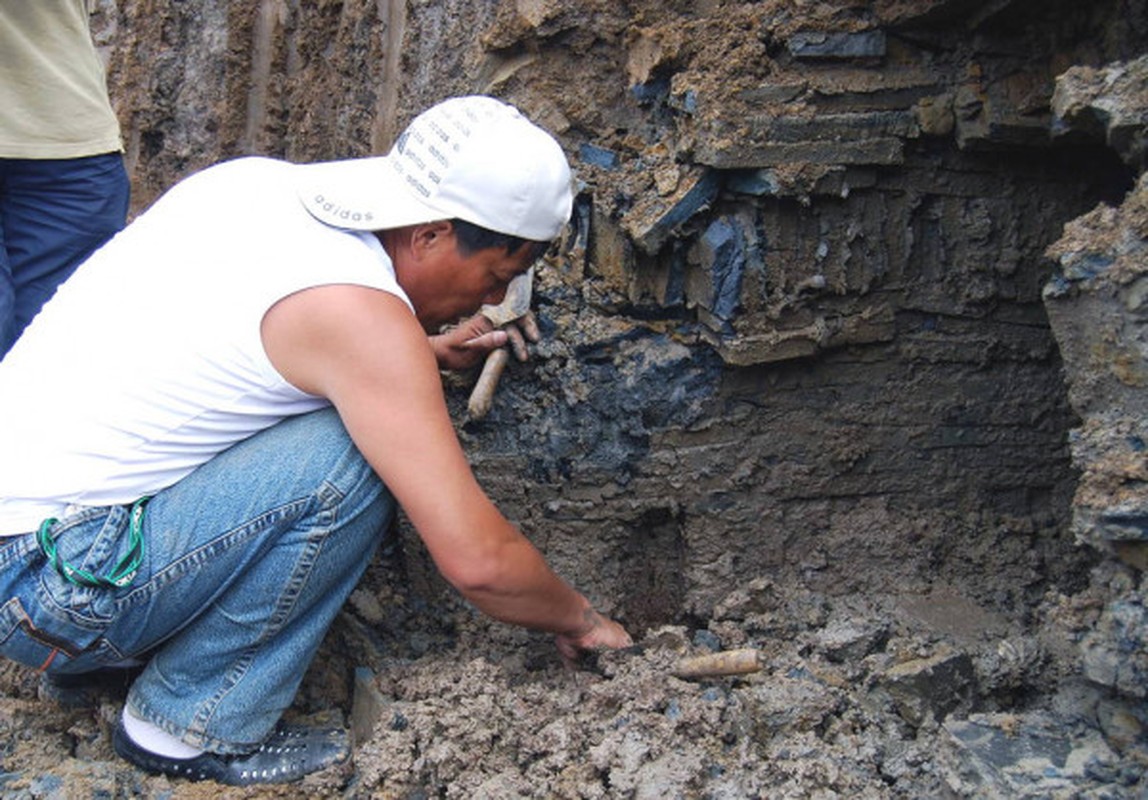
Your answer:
[0,152,130,358]
[0,408,394,753]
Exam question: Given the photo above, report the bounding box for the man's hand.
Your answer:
[555,607,633,664]
[431,311,541,371]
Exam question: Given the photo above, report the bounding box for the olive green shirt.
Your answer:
[0,0,122,158]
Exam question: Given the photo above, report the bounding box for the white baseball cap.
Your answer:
[297,95,573,242]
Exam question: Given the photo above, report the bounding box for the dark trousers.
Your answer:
[0,152,130,358]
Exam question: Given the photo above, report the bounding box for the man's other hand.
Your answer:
[431,311,540,371]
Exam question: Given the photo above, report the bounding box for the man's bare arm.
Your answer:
[261,285,630,648]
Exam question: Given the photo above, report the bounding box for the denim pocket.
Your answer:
[0,596,98,669]
[0,509,129,670]
[35,506,136,622]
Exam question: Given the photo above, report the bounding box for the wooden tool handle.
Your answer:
[671,648,763,679]
[467,348,511,419]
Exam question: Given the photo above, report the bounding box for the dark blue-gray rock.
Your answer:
[788,30,887,60]
[579,143,621,170]
[697,216,747,324]
[662,240,688,307]
[939,713,1122,797]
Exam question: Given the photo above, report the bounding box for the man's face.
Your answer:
[396,226,537,332]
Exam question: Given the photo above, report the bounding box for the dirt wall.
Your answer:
[89,0,1138,619]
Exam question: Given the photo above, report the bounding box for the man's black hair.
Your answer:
[450,218,550,262]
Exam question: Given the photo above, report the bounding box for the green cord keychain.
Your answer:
[36,497,148,589]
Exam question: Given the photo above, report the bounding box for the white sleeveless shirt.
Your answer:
[0,157,413,535]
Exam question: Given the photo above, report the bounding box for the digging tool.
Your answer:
[671,648,763,679]
[467,267,533,419]
[577,643,765,681]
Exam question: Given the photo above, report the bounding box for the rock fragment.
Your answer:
[876,647,975,727]
[939,712,1122,798]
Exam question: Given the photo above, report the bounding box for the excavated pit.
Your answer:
[1,0,1147,797]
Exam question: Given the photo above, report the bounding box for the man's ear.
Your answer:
[410,220,455,259]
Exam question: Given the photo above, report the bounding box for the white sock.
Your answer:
[121,706,205,760]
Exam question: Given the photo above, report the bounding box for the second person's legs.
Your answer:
[0,153,130,357]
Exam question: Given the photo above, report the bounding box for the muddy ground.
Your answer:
[0,541,1135,798]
